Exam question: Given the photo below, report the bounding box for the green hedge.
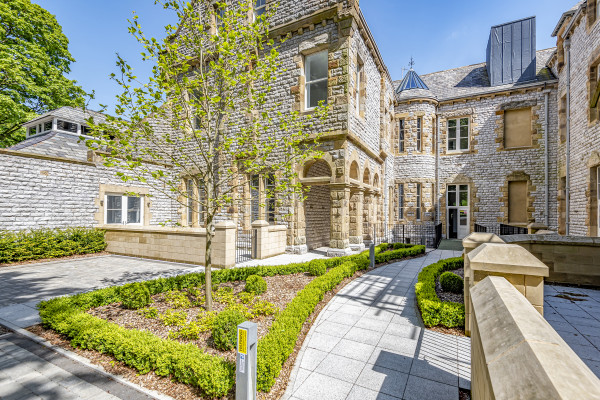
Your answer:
[39,243,426,397]
[415,257,465,328]
[0,227,106,264]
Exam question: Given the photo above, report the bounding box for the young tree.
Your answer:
[86,0,329,311]
[0,0,86,147]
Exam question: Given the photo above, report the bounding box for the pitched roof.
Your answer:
[394,48,557,102]
[23,106,109,127]
[8,131,90,162]
[552,1,585,37]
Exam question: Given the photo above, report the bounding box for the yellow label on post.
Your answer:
[238,328,247,355]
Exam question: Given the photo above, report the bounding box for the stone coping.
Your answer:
[98,224,208,236]
[468,243,549,277]
[471,276,600,399]
[502,234,600,247]
[463,232,505,250]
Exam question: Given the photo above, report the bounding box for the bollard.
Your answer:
[369,243,375,268]
[236,321,257,400]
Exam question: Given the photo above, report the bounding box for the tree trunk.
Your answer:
[205,216,214,311]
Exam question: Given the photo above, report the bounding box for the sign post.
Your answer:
[369,243,375,269]
[236,321,257,400]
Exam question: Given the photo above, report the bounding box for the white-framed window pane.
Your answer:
[307,80,328,109]
[416,183,422,220]
[398,184,404,219]
[187,179,194,226]
[254,0,266,17]
[127,197,141,224]
[399,119,405,152]
[250,175,260,222]
[459,185,469,206]
[448,139,457,151]
[307,52,327,80]
[106,195,122,224]
[447,186,457,207]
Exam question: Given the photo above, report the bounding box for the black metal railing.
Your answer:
[367,223,442,248]
[235,229,256,264]
[473,223,527,236]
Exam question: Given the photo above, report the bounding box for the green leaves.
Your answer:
[0,0,87,147]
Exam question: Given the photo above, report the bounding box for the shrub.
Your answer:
[119,282,151,310]
[137,307,158,319]
[439,272,463,294]
[252,300,277,317]
[159,310,187,327]
[0,227,106,264]
[164,290,192,309]
[245,275,267,294]
[212,309,246,351]
[307,259,326,276]
[415,257,465,328]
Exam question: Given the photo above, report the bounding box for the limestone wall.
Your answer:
[471,276,600,399]
[0,151,178,231]
[556,6,600,236]
[503,234,600,286]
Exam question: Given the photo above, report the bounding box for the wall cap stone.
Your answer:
[471,276,600,399]
[469,243,549,277]
[251,220,270,228]
[215,220,236,230]
[502,234,600,247]
[99,224,207,236]
[463,232,504,250]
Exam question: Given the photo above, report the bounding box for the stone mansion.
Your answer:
[1,0,599,257]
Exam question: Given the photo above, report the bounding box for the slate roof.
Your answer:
[394,48,557,102]
[9,131,90,162]
[24,106,109,127]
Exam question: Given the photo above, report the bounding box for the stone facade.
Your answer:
[4,1,599,254]
[553,1,600,236]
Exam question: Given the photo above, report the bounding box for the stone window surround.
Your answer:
[392,178,435,223]
[446,116,470,153]
[499,171,535,226]
[439,109,478,156]
[352,51,366,120]
[588,47,600,124]
[393,112,429,156]
[95,184,152,226]
[494,100,542,151]
[586,152,600,236]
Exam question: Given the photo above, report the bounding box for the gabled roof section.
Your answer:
[397,69,429,92]
[552,1,584,37]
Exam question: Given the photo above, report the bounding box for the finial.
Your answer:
[409,57,415,69]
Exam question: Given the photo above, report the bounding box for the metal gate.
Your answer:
[236,229,256,264]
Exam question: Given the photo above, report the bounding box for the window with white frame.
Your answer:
[254,0,266,19]
[215,5,224,33]
[105,194,143,225]
[398,183,404,219]
[447,117,469,152]
[416,183,422,220]
[305,51,328,110]
[416,117,422,152]
[186,179,194,226]
[250,175,260,222]
[399,119,405,152]
[264,174,276,224]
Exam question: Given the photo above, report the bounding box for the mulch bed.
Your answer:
[0,252,110,268]
[28,258,392,400]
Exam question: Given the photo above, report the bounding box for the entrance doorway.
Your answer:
[447,184,469,239]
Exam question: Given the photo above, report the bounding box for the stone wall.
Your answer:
[470,276,600,399]
[0,151,178,231]
[556,6,600,236]
[503,234,600,286]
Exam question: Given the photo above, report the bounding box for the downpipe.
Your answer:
[565,38,571,236]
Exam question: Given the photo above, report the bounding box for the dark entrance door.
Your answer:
[448,209,458,239]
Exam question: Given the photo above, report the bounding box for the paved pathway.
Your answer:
[0,330,165,400]
[545,284,600,378]
[0,255,202,328]
[284,249,468,400]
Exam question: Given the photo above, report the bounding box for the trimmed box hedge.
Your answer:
[38,243,426,397]
[415,257,465,328]
[0,227,106,264]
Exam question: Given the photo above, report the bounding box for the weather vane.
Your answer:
[409,57,415,69]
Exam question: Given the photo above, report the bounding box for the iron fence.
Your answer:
[473,223,528,236]
[236,229,256,264]
[366,222,443,248]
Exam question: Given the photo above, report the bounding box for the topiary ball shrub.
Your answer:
[307,259,326,276]
[119,282,151,309]
[245,275,267,295]
[439,272,463,294]
[212,309,246,351]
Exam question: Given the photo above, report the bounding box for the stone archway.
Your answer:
[303,160,332,250]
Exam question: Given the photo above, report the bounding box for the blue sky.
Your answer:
[34,0,571,113]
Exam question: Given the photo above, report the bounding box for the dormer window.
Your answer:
[57,120,77,133]
[28,127,36,136]
[81,125,91,135]
[44,121,52,131]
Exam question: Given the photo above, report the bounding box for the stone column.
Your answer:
[462,232,505,336]
[328,184,351,256]
[466,242,549,335]
[363,190,373,241]
[286,193,308,254]
[213,220,237,269]
[349,188,365,251]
